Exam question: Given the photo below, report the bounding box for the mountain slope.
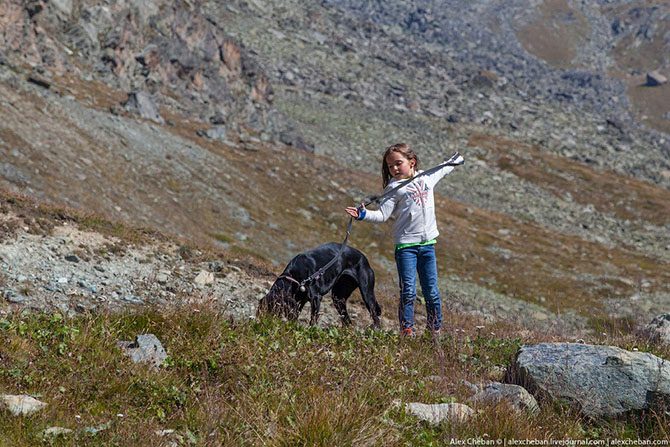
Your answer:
[0,0,669,333]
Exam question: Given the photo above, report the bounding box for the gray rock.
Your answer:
[4,289,27,304]
[194,270,214,286]
[646,71,668,87]
[121,295,143,304]
[0,394,47,416]
[404,402,474,425]
[156,271,170,284]
[124,91,164,124]
[118,333,167,368]
[43,426,74,437]
[278,131,314,152]
[50,0,73,16]
[129,0,160,24]
[507,343,670,418]
[209,112,227,125]
[469,382,539,414]
[0,163,30,185]
[643,314,670,344]
[83,422,111,435]
[200,126,227,141]
[27,73,51,89]
[208,261,224,272]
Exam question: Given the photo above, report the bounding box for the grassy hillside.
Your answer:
[1,0,670,440]
[1,307,669,446]
[1,188,669,443]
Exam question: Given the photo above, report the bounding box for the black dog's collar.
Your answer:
[278,275,307,292]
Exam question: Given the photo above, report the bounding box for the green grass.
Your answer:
[0,307,669,446]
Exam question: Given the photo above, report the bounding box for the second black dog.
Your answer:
[258,242,382,328]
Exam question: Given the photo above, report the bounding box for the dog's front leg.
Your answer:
[309,293,322,326]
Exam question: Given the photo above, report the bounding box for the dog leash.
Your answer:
[280,152,463,293]
[280,217,354,293]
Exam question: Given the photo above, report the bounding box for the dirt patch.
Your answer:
[625,78,670,135]
[515,0,590,68]
[602,1,670,134]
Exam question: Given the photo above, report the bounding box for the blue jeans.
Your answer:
[395,244,442,331]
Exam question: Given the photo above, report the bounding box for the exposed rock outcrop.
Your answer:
[507,343,670,419]
[0,0,279,138]
[118,333,168,368]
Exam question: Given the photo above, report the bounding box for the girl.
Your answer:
[345,143,464,337]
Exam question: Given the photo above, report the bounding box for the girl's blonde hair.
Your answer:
[381,143,419,188]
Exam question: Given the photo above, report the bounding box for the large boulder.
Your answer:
[507,343,670,418]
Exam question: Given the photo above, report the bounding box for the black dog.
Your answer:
[258,242,381,328]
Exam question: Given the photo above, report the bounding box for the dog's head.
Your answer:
[257,278,303,320]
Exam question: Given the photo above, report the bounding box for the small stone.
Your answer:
[194,270,214,285]
[83,422,111,435]
[43,427,73,437]
[405,402,474,425]
[646,70,668,87]
[118,334,167,368]
[156,271,170,284]
[122,295,143,304]
[124,91,164,124]
[469,382,539,414]
[4,290,27,304]
[1,394,47,416]
[208,261,224,272]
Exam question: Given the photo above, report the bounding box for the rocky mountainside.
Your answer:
[0,0,669,334]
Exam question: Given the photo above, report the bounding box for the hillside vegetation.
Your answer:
[2,304,670,445]
[0,0,669,442]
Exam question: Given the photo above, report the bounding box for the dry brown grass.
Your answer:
[0,188,163,246]
[55,74,128,111]
[1,306,667,446]
[441,200,669,315]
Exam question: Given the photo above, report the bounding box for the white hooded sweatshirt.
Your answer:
[359,154,463,245]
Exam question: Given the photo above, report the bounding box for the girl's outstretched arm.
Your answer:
[425,153,464,187]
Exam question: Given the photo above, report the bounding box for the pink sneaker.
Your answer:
[401,327,416,337]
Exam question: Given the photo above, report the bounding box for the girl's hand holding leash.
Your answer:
[345,203,366,220]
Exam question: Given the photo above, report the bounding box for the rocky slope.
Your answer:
[0,0,669,334]
[0,192,389,329]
